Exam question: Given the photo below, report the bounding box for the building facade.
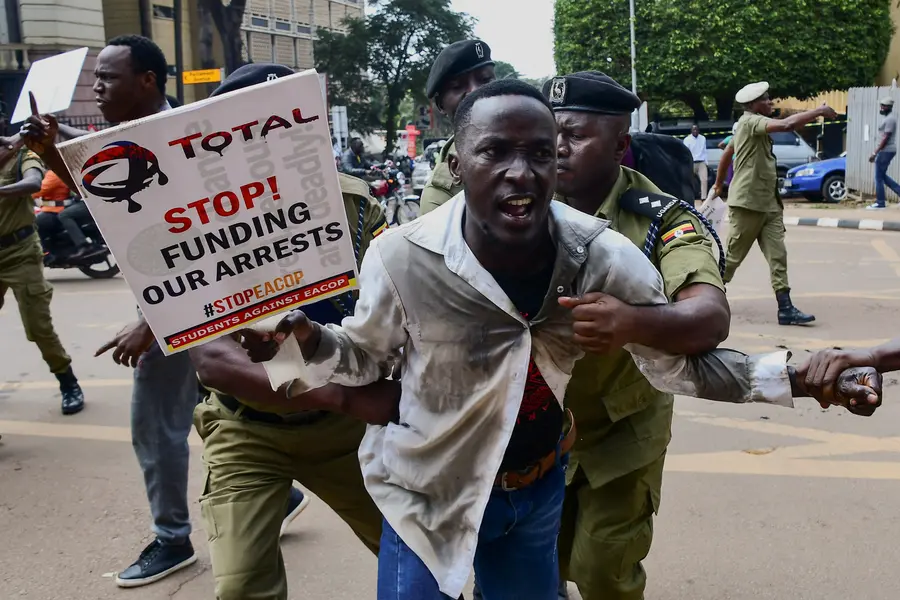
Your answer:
[0,0,362,125]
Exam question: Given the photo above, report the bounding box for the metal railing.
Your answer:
[57,115,111,131]
[0,44,72,71]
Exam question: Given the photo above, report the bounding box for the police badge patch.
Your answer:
[549,78,567,104]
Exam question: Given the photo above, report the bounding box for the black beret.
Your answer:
[542,71,640,115]
[211,63,296,97]
[426,40,494,99]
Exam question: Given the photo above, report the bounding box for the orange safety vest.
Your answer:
[33,170,75,213]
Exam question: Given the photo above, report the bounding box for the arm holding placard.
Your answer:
[19,93,79,192]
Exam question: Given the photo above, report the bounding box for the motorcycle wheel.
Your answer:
[78,253,120,279]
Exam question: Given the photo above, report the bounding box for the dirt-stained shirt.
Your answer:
[280,196,793,598]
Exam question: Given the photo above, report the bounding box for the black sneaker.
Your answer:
[280,486,310,537]
[115,538,197,588]
[56,368,84,416]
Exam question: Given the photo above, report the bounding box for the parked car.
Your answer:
[411,155,432,197]
[782,152,846,203]
[650,121,819,195]
[705,131,817,192]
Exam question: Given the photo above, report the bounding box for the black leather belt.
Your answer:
[0,226,35,249]
[217,394,330,426]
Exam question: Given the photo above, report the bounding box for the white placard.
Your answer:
[11,47,89,123]
[57,70,358,355]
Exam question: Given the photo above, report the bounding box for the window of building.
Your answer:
[297,24,311,34]
[275,20,291,31]
[251,16,269,27]
[153,4,175,20]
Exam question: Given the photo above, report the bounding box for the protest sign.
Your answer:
[11,47,89,123]
[56,69,359,355]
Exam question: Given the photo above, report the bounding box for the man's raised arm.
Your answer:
[765,104,837,134]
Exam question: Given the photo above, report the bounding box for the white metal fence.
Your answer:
[847,86,900,196]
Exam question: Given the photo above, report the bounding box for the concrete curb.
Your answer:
[784,216,900,232]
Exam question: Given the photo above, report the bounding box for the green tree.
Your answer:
[555,0,894,120]
[316,0,472,155]
[198,0,247,75]
[495,60,521,80]
[315,19,384,134]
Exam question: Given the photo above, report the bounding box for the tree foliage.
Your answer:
[495,61,521,80]
[316,0,471,155]
[315,19,384,135]
[555,0,894,120]
[198,0,247,75]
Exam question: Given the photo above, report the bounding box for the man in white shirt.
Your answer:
[241,80,878,600]
[683,124,708,199]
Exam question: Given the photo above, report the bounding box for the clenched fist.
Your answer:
[558,293,637,355]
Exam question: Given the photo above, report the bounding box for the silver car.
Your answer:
[706,131,817,190]
[411,156,432,197]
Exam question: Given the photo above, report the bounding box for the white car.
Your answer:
[411,156,432,197]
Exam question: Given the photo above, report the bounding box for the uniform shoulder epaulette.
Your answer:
[619,188,679,221]
[337,172,373,199]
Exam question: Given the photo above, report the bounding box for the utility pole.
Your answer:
[174,0,185,105]
[629,0,639,131]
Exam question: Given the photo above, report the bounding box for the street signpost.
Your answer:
[182,68,224,85]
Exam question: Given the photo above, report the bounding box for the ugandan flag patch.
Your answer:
[661,221,697,245]
[372,221,388,238]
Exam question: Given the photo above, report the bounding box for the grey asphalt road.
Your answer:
[2,220,900,600]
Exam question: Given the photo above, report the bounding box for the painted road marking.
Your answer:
[871,238,900,277]
[727,289,900,302]
[0,379,132,392]
[1,407,899,479]
[0,419,202,447]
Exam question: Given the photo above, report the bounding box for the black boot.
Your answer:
[55,367,85,415]
[776,289,815,326]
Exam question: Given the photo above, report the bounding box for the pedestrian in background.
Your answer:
[867,97,900,210]
[683,124,708,200]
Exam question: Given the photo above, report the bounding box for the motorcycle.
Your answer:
[38,212,120,279]
[369,162,420,226]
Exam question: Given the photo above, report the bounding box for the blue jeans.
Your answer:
[874,151,900,207]
[131,341,198,545]
[377,458,567,600]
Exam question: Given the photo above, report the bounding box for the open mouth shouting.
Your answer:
[499,195,537,223]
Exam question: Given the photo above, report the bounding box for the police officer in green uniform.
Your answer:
[544,72,731,600]
[0,137,84,415]
[187,62,393,600]
[713,81,836,326]
[419,39,496,215]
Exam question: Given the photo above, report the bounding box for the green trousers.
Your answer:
[194,395,382,600]
[0,235,71,374]
[723,206,790,292]
[558,453,666,600]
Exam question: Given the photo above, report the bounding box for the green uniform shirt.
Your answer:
[561,166,724,490]
[729,111,780,212]
[419,138,462,215]
[207,173,388,415]
[0,149,44,236]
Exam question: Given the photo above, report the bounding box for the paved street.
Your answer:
[2,216,900,600]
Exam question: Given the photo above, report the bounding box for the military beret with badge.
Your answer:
[541,71,641,115]
[211,63,296,97]
[426,39,494,99]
